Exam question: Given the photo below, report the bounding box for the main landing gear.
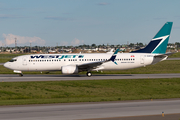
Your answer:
[86,72,92,77]
[19,73,23,77]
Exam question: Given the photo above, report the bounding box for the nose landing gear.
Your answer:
[13,70,23,77]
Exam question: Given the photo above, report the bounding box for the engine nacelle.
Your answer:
[61,65,78,74]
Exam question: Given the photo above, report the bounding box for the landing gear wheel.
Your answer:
[86,72,92,77]
[19,73,23,77]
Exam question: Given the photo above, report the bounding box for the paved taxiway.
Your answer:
[0,73,180,82]
[167,58,180,60]
[0,99,180,120]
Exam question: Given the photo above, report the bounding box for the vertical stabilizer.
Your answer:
[131,22,173,54]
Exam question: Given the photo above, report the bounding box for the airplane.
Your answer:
[4,22,173,77]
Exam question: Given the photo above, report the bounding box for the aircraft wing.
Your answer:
[77,61,104,71]
[77,49,119,72]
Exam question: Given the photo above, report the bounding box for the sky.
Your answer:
[0,0,180,47]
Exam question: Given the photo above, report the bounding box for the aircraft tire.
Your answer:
[19,73,23,77]
[86,72,92,77]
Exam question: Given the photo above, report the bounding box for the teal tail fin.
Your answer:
[131,22,173,54]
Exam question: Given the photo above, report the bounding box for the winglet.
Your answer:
[109,48,119,65]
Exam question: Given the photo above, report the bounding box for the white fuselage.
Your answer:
[4,53,159,72]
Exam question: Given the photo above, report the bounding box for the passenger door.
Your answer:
[22,57,27,66]
[140,55,144,64]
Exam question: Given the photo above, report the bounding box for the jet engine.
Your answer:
[61,65,78,74]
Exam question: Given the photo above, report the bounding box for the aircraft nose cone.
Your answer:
[3,62,9,68]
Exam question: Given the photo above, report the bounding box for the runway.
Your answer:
[0,73,180,82]
[0,99,180,120]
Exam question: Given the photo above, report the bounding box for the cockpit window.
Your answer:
[9,59,17,62]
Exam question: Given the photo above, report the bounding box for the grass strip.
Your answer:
[0,78,180,105]
[169,52,180,58]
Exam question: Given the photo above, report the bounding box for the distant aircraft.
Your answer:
[4,22,173,77]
